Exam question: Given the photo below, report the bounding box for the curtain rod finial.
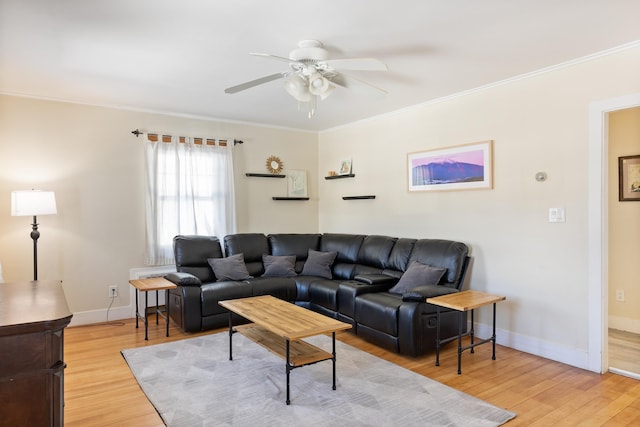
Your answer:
[234,139,244,145]
[132,129,143,137]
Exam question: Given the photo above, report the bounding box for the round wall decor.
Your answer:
[266,155,284,174]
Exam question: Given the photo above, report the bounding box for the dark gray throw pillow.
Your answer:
[388,261,447,295]
[208,253,252,281]
[262,254,297,277]
[301,249,337,279]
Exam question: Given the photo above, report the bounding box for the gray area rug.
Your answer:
[121,332,515,426]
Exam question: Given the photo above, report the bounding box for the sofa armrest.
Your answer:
[354,273,397,287]
[402,285,458,302]
[165,272,202,287]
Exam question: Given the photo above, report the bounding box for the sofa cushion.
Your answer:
[301,249,338,279]
[223,233,269,276]
[174,235,223,283]
[409,239,469,286]
[262,255,297,277]
[208,253,252,281]
[388,261,446,295]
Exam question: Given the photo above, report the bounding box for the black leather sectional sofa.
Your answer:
[166,233,470,357]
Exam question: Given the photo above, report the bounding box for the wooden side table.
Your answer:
[427,290,506,374]
[129,277,177,340]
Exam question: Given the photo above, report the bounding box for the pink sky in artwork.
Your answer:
[412,148,485,168]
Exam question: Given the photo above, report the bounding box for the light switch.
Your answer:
[548,207,565,223]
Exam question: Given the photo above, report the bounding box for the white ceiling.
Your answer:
[1,0,640,132]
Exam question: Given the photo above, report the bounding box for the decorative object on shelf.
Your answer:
[408,140,493,192]
[10,190,57,280]
[327,170,337,177]
[266,155,284,174]
[325,174,355,180]
[342,195,376,200]
[287,170,308,197]
[339,158,352,175]
[618,154,640,201]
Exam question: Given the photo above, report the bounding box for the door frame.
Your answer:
[588,93,640,373]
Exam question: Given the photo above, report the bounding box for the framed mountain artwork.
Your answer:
[407,140,493,192]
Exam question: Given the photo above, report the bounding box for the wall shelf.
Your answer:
[246,173,286,178]
[272,197,310,201]
[342,195,376,200]
[325,174,355,180]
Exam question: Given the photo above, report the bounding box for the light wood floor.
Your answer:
[64,319,640,426]
[609,329,640,376]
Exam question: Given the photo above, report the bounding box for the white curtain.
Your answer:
[144,134,236,265]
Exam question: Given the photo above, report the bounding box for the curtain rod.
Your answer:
[131,129,243,145]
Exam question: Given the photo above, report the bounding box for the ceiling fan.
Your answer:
[224,40,388,118]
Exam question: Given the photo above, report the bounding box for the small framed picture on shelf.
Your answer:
[287,170,308,197]
[339,158,352,175]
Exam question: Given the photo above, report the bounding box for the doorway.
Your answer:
[607,106,640,379]
[588,93,640,375]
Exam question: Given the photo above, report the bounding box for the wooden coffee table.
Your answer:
[219,295,352,405]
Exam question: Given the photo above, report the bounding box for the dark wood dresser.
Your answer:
[0,280,73,427]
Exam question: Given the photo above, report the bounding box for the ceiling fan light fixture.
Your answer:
[308,73,330,96]
[283,74,311,102]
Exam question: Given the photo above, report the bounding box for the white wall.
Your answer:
[318,45,640,369]
[0,95,318,324]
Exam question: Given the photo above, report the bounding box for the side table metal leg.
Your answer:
[435,306,441,366]
[286,339,291,405]
[135,288,139,329]
[165,289,170,337]
[492,302,497,360]
[144,291,149,341]
[155,290,159,325]
[470,308,475,353]
[457,311,463,375]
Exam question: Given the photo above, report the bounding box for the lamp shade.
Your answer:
[283,74,311,102]
[11,190,57,217]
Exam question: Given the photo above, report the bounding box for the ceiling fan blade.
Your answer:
[324,58,388,71]
[224,72,285,94]
[329,73,388,95]
[249,52,297,64]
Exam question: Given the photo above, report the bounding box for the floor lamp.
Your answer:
[11,190,57,281]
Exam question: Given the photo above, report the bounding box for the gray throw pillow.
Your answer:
[208,253,252,281]
[388,261,447,295]
[301,249,337,279]
[262,254,297,277]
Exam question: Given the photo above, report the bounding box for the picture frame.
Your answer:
[407,140,493,192]
[618,154,640,201]
[287,170,308,197]
[338,158,352,175]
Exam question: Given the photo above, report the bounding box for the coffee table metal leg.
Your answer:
[286,339,291,405]
[228,311,233,361]
[332,332,337,391]
[457,311,463,374]
[435,306,441,366]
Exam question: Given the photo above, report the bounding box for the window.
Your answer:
[144,134,236,265]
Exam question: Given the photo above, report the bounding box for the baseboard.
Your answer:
[68,304,133,327]
[474,322,590,371]
[608,315,640,334]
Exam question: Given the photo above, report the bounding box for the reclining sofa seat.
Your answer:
[167,233,470,357]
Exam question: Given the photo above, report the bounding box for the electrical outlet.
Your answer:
[615,289,625,302]
[108,285,118,298]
